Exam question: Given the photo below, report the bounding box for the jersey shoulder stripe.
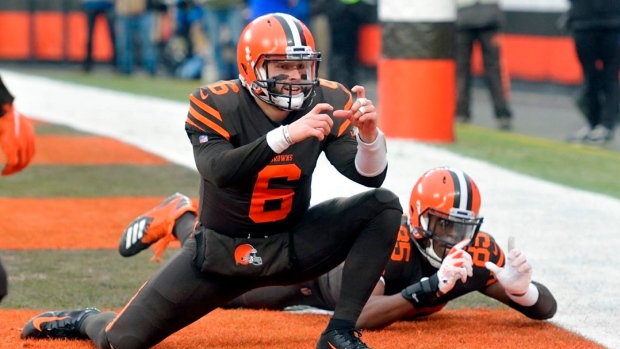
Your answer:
[190,93,222,121]
[186,90,231,141]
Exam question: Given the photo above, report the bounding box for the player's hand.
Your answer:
[333,86,378,142]
[436,239,473,294]
[0,104,36,176]
[287,103,334,142]
[485,236,532,296]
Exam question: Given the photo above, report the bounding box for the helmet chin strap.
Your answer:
[412,237,443,269]
[424,240,443,268]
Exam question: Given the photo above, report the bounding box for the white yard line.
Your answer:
[2,69,618,349]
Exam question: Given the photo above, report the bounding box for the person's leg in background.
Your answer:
[592,28,620,142]
[203,8,226,81]
[224,5,244,80]
[138,10,157,76]
[479,27,512,130]
[83,4,100,72]
[103,4,117,69]
[569,29,602,142]
[326,3,359,90]
[115,14,133,75]
[455,28,476,123]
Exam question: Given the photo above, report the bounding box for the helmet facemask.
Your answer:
[251,46,321,111]
[411,207,483,268]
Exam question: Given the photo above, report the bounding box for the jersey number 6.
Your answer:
[249,164,302,223]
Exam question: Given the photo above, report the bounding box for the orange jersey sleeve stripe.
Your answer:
[337,119,351,137]
[336,90,354,137]
[188,105,231,141]
[189,94,222,122]
[344,90,353,110]
[185,117,207,133]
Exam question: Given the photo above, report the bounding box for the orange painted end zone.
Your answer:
[378,59,455,142]
[1,308,604,349]
[32,136,170,165]
[0,197,199,249]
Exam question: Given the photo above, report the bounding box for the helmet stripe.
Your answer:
[448,168,471,210]
[273,13,305,47]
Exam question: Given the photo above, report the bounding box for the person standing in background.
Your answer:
[82,0,116,73]
[114,0,158,75]
[201,0,245,81]
[566,0,620,146]
[313,0,376,90]
[455,0,513,131]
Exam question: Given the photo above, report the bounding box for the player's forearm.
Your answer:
[510,281,557,320]
[354,129,387,177]
[356,295,415,330]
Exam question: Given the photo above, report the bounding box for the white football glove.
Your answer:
[437,239,473,294]
[485,236,539,306]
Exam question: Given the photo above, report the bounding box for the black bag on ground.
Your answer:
[193,227,293,278]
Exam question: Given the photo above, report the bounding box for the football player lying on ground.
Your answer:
[1,74,36,304]
[21,13,403,349]
[116,166,557,329]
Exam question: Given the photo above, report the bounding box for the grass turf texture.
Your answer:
[0,69,608,348]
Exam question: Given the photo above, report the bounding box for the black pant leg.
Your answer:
[574,29,602,127]
[598,28,620,130]
[456,29,476,118]
[479,27,511,118]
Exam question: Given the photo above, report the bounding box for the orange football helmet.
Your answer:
[409,167,483,267]
[236,13,321,111]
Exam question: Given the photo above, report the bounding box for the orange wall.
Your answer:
[0,15,582,85]
[358,24,582,85]
[0,11,113,62]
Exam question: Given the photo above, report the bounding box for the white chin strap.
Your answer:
[271,93,305,110]
[424,240,443,268]
[412,235,443,269]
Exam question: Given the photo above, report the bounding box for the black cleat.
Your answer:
[21,308,100,340]
[317,328,373,349]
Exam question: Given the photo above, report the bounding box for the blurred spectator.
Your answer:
[162,0,206,79]
[115,0,159,75]
[566,0,620,146]
[455,0,513,131]
[201,0,245,81]
[313,0,376,90]
[247,0,310,24]
[82,0,116,73]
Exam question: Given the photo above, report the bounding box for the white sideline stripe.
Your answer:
[1,69,618,349]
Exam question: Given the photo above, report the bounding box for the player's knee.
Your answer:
[371,187,402,213]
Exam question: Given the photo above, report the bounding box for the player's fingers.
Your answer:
[508,236,516,252]
[511,253,526,267]
[485,261,502,274]
[508,248,521,261]
[351,85,366,100]
[310,103,334,115]
[451,239,471,253]
[517,262,532,274]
